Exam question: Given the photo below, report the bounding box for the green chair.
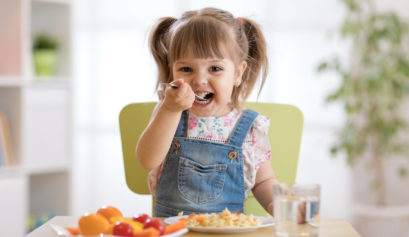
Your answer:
[119,102,303,216]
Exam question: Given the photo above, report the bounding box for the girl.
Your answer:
[136,7,277,217]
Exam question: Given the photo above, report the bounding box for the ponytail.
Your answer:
[149,17,177,90]
[236,17,268,104]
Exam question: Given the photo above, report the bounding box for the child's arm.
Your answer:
[251,162,277,215]
[136,79,195,170]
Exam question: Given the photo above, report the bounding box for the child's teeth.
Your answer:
[195,98,210,104]
[197,92,207,97]
[195,92,211,104]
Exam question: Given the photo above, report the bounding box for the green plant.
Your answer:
[318,0,409,206]
[33,33,59,50]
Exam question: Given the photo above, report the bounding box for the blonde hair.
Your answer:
[149,7,268,108]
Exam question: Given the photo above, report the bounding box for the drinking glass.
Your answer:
[273,183,320,237]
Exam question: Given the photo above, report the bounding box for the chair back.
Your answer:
[242,102,303,215]
[119,102,303,215]
[120,102,156,194]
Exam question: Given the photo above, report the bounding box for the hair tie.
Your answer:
[238,18,242,25]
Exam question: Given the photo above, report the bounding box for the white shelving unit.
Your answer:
[0,0,72,236]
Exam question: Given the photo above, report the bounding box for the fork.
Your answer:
[161,82,207,101]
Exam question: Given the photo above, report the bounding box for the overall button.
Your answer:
[228,151,238,160]
[174,141,180,151]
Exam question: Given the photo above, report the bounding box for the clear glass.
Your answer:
[273,183,320,237]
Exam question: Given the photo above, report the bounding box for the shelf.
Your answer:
[0,164,70,176]
[25,163,71,175]
[0,76,25,87]
[0,0,73,235]
[27,77,71,89]
[31,0,72,5]
[0,166,24,177]
[0,76,70,89]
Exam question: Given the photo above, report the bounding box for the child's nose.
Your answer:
[191,71,208,87]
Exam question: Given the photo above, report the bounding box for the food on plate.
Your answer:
[65,226,80,235]
[186,208,261,227]
[78,213,110,235]
[133,227,160,237]
[133,213,152,224]
[97,205,123,221]
[143,219,166,235]
[64,205,186,236]
[113,222,134,237]
[109,216,143,235]
[164,220,187,235]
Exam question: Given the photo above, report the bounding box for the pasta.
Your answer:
[185,208,261,227]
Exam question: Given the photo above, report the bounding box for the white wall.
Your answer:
[71,0,409,224]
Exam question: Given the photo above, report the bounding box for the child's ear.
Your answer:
[235,61,247,86]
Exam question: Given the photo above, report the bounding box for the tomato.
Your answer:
[113,222,134,237]
[143,219,165,235]
[133,214,151,224]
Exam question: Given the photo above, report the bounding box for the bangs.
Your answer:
[169,17,234,63]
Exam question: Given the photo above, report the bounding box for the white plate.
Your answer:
[50,224,188,237]
[164,215,274,234]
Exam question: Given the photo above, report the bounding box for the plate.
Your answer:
[50,224,188,237]
[164,216,274,234]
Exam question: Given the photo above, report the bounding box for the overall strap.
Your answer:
[227,109,259,147]
[174,110,189,137]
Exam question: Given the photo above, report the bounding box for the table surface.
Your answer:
[26,216,361,237]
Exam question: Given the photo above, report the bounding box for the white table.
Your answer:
[26,216,361,237]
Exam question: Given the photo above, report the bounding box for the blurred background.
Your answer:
[1,0,409,236]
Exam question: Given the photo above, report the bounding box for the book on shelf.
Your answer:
[0,113,13,167]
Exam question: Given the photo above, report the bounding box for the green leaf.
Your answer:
[317,62,328,72]
[33,33,59,50]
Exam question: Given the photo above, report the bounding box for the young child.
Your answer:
[136,7,277,217]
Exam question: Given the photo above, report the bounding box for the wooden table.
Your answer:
[26,216,361,237]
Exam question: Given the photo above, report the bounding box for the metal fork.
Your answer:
[161,82,207,101]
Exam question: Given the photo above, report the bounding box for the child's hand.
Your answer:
[268,202,273,216]
[297,201,306,224]
[162,79,195,112]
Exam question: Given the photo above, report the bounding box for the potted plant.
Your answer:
[318,0,409,236]
[32,33,59,77]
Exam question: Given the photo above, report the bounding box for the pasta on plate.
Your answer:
[183,208,261,228]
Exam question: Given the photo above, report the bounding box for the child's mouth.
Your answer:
[195,92,213,104]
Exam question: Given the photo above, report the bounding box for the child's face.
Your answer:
[172,52,246,117]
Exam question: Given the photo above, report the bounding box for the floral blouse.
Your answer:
[147,109,272,198]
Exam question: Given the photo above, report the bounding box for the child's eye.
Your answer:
[179,67,192,72]
[210,66,222,72]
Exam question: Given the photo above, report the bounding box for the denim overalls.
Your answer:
[154,109,259,217]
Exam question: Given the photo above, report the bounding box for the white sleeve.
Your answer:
[242,114,272,196]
